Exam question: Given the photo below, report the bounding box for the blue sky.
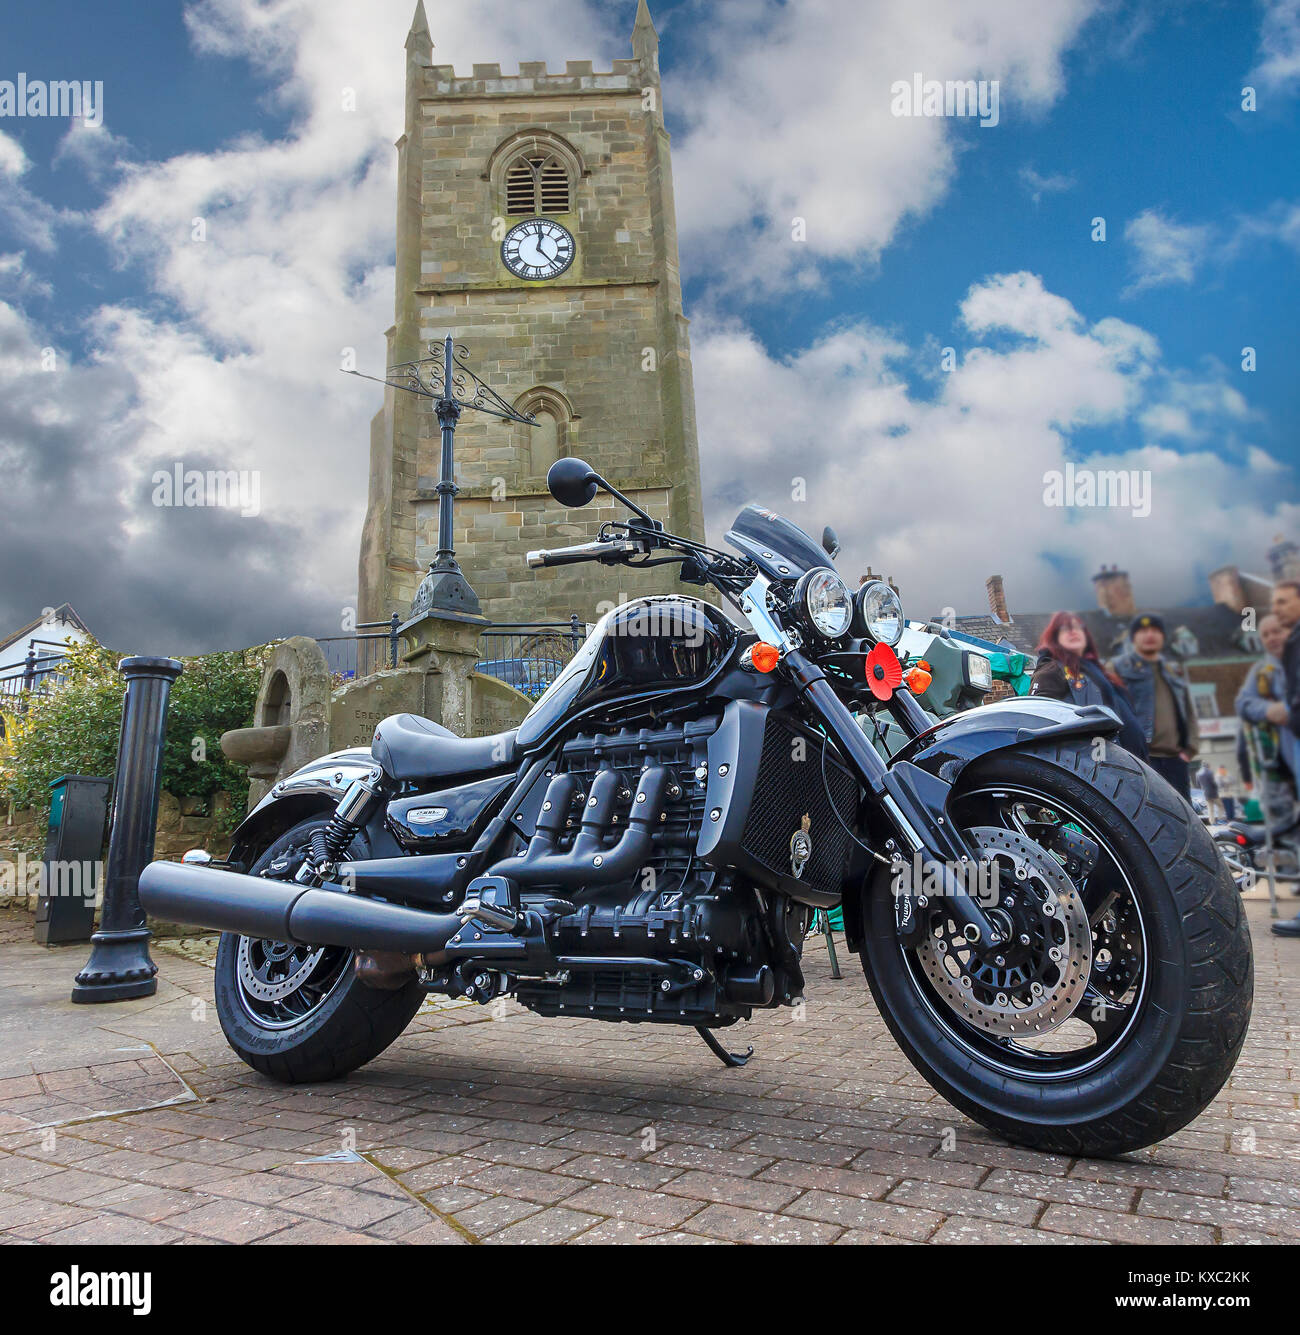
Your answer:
[674,1,1298,462]
[1,0,1298,651]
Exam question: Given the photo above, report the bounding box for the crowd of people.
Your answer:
[1028,581,1300,938]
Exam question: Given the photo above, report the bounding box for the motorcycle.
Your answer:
[139,459,1253,1156]
[1212,819,1300,889]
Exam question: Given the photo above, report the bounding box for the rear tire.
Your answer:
[213,817,424,1084]
[859,740,1252,1157]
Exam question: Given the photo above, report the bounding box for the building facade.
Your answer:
[358,0,705,625]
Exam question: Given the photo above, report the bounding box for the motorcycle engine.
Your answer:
[512,715,811,1025]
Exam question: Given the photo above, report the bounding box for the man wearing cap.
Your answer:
[1109,614,1199,801]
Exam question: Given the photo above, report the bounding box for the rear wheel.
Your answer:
[860,740,1252,1156]
[213,817,424,1084]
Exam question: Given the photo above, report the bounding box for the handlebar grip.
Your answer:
[526,541,622,568]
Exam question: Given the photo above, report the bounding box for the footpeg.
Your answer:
[457,876,524,933]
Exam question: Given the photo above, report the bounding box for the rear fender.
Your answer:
[225,748,381,869]
[842,697,1121,954]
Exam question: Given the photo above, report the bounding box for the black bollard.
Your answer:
[71,656,183,1004]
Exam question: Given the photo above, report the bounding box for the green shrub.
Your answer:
[1,639,271,845]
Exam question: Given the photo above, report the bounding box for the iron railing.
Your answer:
[315,616,403,683]
[312,614,587,698]
[0,639,71,703]
[475,615,585,699]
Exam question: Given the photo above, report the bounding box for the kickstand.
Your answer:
[696,1025,754,1068]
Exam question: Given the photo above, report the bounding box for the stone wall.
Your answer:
[0,790,237,913]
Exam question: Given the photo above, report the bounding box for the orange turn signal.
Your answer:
[903,665,932,694]
[751,642,781,673]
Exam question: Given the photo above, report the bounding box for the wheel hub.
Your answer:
[914,826,1092,1038]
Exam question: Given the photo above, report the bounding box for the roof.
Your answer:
[938,603,1261,664]
[0,604,92,655]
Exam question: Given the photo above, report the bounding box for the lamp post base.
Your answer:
[411,559,482,619]
[70,927,159,1004]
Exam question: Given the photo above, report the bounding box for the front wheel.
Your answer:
[860,740,1252,1156]
[213,817,425,1084]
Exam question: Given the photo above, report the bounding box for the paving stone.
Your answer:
[0,902,1294,1244]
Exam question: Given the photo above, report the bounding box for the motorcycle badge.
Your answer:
[789,813,813,879]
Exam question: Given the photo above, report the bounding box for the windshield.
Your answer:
[724,503,834,580]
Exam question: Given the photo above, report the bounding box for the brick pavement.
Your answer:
[0,896,1296,1245]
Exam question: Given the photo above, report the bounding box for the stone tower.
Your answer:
[358,0,706,625]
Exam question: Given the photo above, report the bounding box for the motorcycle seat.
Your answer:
[371,713,519,782]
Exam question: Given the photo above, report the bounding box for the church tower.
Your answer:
[358,0,706,624]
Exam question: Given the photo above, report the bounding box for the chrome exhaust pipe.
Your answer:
[138,859,466,953]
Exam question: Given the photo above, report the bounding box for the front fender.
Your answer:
[890,694,1121,786]
[226,748,380,868]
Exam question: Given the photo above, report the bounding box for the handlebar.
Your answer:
[525,539,639,569]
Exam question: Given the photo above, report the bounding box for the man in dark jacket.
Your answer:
[1108,613,1199,801]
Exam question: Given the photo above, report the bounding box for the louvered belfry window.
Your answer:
[505,153,571,216]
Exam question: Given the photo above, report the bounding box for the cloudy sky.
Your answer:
[1,0,1298,654]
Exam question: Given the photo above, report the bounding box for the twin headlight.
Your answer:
[793,570,906,646]
[854,579,904,646]
[795,569,854,638]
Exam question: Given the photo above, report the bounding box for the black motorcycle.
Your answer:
[140,459,1253,1156]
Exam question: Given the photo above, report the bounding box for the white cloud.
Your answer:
[1123,208,1213,293]
[693,272,1293,617]
[1019,164,1075,203]
[0,128,29,178]
[0,0,619,649]
[1249,0,1300,96]
[668,0,1100,292]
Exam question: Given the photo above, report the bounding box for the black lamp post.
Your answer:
[347,334,536,619]
[71,656,183,1004]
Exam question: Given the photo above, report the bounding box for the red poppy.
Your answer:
[865,642,903,701]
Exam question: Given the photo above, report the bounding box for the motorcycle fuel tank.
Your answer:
[516,597,739,749]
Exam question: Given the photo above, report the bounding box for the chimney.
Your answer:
[1209,565,1246,614]
[1092,565,1136,619]
[862,567,900,596]
[985,575,1011,624]
[1268,535,1300,583]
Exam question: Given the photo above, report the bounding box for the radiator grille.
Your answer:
[739,715,859,896]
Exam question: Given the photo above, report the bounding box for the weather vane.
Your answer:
[345,335,535,619]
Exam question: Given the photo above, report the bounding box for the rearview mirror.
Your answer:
[547,457,600,509]
[821,525,841,559]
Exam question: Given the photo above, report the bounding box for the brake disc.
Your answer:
[913,826,1092,1039]
[237,935,327,1003]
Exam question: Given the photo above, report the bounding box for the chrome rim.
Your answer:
[235,827,351,1030]
[900,783,1149,1082]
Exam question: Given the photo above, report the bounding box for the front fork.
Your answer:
[783,651,1005,949]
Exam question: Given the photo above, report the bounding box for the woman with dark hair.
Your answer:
[1030,611,1148,757]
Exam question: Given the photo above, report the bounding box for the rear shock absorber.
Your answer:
[295,778,384,884]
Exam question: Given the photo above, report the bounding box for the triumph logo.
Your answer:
[789,814,812,878]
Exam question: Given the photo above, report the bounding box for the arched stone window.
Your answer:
[513,386,577,477]
[486,131,586,218]
[260,670,292,726]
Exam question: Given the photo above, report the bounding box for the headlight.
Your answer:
[855,580,904,646]
[796,568,853,638]
[965,652,993,691]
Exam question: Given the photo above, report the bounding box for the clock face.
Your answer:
[501,218,576,281]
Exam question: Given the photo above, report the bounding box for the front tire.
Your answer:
[213,817,425,1084]
[860,740,1252,1156]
